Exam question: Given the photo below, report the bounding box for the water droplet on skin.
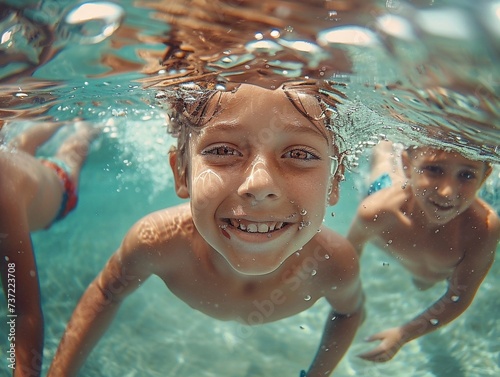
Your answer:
[270,29,281,38]
[311,270,317,276]
[435,229,440,234]
[298,221,311,230]
[304,295,311,301]
[300,209,307,216]
[430,319,439,325]
[451,296,460,302]
[324,254,330,260]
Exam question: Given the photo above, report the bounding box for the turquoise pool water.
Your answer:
[1,0,499,376]
[0,118,498,376]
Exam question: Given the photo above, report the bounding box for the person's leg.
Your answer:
[53,121,100,189]
[8,122,66,156]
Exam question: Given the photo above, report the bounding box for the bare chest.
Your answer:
[159,268,320,324]
[373,228,465,277]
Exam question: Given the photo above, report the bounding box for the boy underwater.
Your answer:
[348,140,500,362]
[48,82,365,376]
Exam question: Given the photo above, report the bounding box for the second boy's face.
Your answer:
[174,84,339,275]
[404,147,489,225]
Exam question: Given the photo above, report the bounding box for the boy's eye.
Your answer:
[202,145,241,156]
[283,149,319,160]
[421,165,443,175]
[459,170,476,180]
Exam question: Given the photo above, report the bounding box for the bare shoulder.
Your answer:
[311,227,363,313]
[466,199,500,246]
[118,203,195,269]
[313,227,359,281]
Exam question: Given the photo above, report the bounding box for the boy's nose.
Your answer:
[436,178,456,198]
[237,157,282,201]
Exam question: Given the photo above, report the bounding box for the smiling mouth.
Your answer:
[224,219,288,234]
[430,200,454,211]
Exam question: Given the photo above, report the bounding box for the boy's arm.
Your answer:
[48,222,156,377]
[359,225,499,362]
[346,200,380,257]
[305,242,365,376]
[0,190,43,377]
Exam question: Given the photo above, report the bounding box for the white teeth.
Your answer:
[258,223,269,232]
[228,220,285,233]
[247,224,258,233]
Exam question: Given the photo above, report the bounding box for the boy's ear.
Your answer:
[401,150,413,179]
[169,147,190,199]
[327,164,344,206]
[481,163,493,185]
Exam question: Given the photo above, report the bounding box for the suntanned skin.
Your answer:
[48,84,364,377]
[347,140,500,362]
[0,123,97,377]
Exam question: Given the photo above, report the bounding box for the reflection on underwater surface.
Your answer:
[1,0,499,160]
[0,0,499,376]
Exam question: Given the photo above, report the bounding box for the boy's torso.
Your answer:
[367,186,490,284]
[140,203,353,323]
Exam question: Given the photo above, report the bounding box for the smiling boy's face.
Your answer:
[403,147,491,225]
[171,83,340,275]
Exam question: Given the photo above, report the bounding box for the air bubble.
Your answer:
[57,2,125,45]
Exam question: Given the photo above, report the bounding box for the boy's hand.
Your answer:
[357,327,405,362]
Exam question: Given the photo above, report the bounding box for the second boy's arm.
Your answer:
[358,230,498,362]
[347,199,383,257]
[48,222,156,377]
